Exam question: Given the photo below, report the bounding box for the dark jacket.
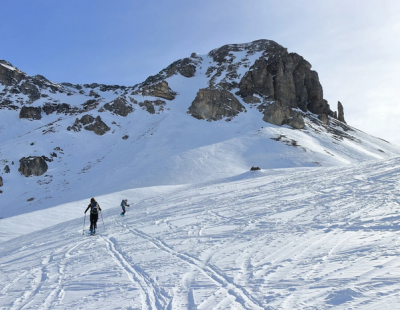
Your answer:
[85,201,102,214]
[121,200,129,207]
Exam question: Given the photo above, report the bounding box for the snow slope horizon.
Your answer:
[2,41,400,220]
[3,39,400,309]
[2,156,400,309]
[2,59,400,219]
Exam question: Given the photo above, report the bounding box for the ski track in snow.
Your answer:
[117,222,263,309]
[3,158,400,308]
[100,235,169,309]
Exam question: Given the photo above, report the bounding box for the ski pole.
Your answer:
[82,213,86,235]
[100,211,105,231]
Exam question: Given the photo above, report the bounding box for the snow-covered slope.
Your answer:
[1,53,400,219]
[2,38,400,310]
[2,157,400,309]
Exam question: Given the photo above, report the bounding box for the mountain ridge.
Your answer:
[0,39,399,219]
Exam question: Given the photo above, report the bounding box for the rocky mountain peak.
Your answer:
[0,59,18,68]
[208,39,286,64]
[0,39,346,130]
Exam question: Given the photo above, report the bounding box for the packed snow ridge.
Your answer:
[1,39,400,309]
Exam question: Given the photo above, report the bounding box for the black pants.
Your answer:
[121,205,126,215]
[90,213,98,231]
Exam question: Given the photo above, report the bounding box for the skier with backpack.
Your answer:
[120,199,130,216]
[84,198,102,235]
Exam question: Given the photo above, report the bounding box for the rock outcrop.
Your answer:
[18,156,48,177]
[236,44,332,116]
[338,101,346,123]
[104,96,134,116]
[84,116,110,135]
[261,102,305,129]
[67,115,110,135]
[140,56,200,88]
[165,57,197,78]
[0,60,25,86]
[135,81,177,100]
[285,110,305,129]
[318,113,330,125]
[19,82,40,102]
[42,103,81,115]
[262,101,290,126]
[139,99,166,114]
[0,176,3,187]
[188,88,245,121]
[19,106,42,120]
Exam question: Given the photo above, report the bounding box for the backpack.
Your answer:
[90,201,99,214]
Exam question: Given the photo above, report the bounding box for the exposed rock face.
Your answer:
[262,102,305,129]
[188,88,245,121]
[141,56,200,87]
[18,156,48,177]
[19,106,42,120]
[104,96,134,116]
[19,82,40,101]
[67,119,82,132]
[4,165,10,173]
[80,114,95,125]
[262,101,290,126]
[136,81,177,100]
[89,90,100,98]
[0,176,3,187]
[238,49,331,116]
[82,99,100,112]
[318,113,330,125]
[238,58,275,99]
[0,60,72,110]
[0,60,25,86]
[42,103,81,115]
[168,58,196,78]
[139,99,166,114]
[84,116,110,135]
[338,101,346,123]
[243,96,261,104]
[67,114,110,135]
[284,110,305,129]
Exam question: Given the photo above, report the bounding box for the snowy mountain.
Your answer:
[1,39,400,220]
[2,39,400,309]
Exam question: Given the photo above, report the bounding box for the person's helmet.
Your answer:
[91,198,95,202]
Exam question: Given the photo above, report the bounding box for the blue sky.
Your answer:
[1,0,400,144]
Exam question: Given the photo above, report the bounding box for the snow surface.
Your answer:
[2,157,400,309]
[3,50,400,309]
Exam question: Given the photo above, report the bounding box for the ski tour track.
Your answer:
[2,158,400,309]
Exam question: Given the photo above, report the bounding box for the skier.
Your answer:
[84,198,102,235]
[120,199,130,216]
